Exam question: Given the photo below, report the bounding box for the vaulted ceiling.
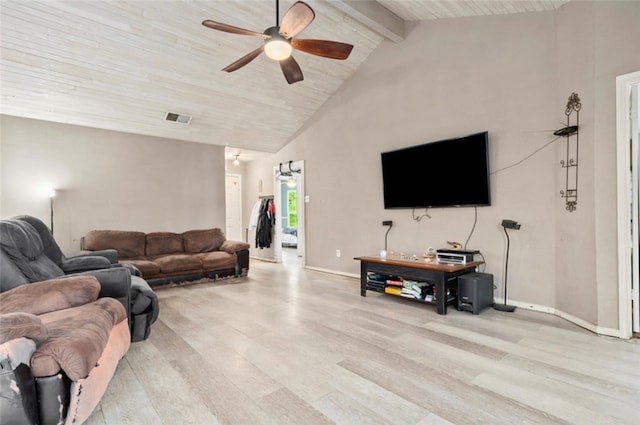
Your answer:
[0,1,569,158]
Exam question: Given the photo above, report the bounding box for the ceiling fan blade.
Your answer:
[291,38,353,60]
[280,56,304,84]
[279,1,315,39]
[222,46,264,72]
[202,20,268,38]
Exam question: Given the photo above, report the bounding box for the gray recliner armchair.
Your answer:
[0,217,158,342]
[13,214,138,275]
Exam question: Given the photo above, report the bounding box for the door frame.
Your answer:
[616,70,640,339]
[273,160,305,264]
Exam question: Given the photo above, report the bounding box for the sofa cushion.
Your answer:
[83,230,146,259]
[182,228,226,253]
[0,312,48,344]
[32,298,127,381]
[121,260,161,277]
[194,251,237,270]
[153,254,202,274]
[146,232,183,257]
[0,276,100,316]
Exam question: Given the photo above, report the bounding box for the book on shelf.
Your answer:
[384,287,402,295]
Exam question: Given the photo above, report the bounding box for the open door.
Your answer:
[616,71,640,338]
[274,161,305,265]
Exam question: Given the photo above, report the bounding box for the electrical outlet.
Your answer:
[336,249,341,258]
[382,220,393,226]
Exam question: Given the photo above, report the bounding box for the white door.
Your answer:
[225,174,243,242]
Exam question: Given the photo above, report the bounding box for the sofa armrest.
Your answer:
[220,240,250,254]
[70,249,119,264]
[235,249,250,277]
[0,276,100,316]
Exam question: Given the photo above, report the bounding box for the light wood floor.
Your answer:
[86,255,640,425]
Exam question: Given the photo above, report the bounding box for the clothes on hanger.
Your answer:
[255,198,275,249]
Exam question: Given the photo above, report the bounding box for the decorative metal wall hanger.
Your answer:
[556,92,581,212]
[278,161,301,176]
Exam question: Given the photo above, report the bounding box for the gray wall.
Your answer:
[244,1,640,332]
[1,116,226,253]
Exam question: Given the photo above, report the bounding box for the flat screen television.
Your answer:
[381,131,491,209]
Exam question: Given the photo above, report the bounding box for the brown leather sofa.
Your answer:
[82,228,250,287]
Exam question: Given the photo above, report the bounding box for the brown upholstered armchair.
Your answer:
[0,276,130,425]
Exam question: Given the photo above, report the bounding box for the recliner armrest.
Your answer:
[59,255,112,274]
[74,268,132,323]
[70,249,119,264]
[0,276,101,315]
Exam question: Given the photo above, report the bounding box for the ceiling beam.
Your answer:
[330,0,405,43]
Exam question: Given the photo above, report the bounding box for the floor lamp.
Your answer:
[49,189,56,235]
[380,220,393,258]
[494,219,521,312]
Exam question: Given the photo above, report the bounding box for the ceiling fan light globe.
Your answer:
[264,39,292,61]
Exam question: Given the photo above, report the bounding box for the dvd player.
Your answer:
[436,249,477,264]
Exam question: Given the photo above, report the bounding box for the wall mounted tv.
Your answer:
[381,131,491,209]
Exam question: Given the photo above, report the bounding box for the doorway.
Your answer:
[616,70,640,338]
[273,160,305,265]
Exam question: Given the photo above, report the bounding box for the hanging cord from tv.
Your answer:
[412,208,431,222]
[463,206,478,251]
[477,251,487,273]
[491,135,561,175]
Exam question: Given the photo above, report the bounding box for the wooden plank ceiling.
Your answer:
[0,1,569,158]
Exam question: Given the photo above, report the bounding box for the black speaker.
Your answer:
[458,272,494,314]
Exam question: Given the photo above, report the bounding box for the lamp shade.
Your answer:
[264,39,292,61]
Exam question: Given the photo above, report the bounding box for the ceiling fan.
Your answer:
[202,0,354,84]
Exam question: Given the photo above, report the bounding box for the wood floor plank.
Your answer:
[416,414,456,425]
[472,370,640,425]
[124,338,222,424]
[338,355,570,425]
[311,390,396,425]
[87,256,640,424]
[97,353,164,424]
[499,354,640,406]
[426,321,640,388]
[256,387,334,425]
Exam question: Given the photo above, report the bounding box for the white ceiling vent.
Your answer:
[164,112,192,125]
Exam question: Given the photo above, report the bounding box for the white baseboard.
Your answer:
[309,267,625,339]
[496,298,622,338]
[304,265,359,279]
[251,256,276,263]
